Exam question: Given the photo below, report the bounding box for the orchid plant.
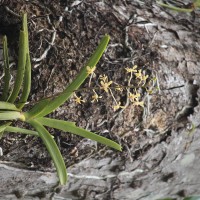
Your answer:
[0,13,122,185]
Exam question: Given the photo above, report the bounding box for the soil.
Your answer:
[0,1,200,200]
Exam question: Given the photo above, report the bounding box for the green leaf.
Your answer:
[18,14,32,109]
[157,1,193,12]
[0,121,12,138]
[1,35,10,101]
[22,13,28,34]
[28,119,67,185]
[184,196,200,200]
[5,126,39,136]
[0,122,10,132]
[37,117,122,151]
[17,55,31,109]
[0,131,4,139]
[24,99,50,121]
[194,0,200,8]
[7,30,27,103]
[0,111,22,120]
[0,101,19,111]
[37,35,110,117]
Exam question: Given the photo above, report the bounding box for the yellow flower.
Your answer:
[133,100,144,107]
[144,74,149,80]
[135,70,149,85]
[91,90,102,102]
[113,102,125,111]
[128,92,140,102]
[141,74,149,82]
[125,65,137,73]
[100,76,113,93]
[115,83,123,92]
[134,69,142,79]
[146,88,153,95]
[100,81,112,93]
[74,93,85,104]
[99,74,108,82]
[86,66,96,75]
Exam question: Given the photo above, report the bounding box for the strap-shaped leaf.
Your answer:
[194,0,200,8]
[0,101,19,111]
[157,1,193,12]
[22,13,28,37]
[18,14,32,109]
[17,55,31,109]
[24,99,50,121]
[0,131,5,139]
[5,126,39,136]
[0,121,12,139]
[37,117,122,151]
[28,119,67,185]
[184,196,200,200]
[8,30,27,103]
[0,111,21,120]
[37,35,110,117]
[0,122,10,132]
[1,36,10,101]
